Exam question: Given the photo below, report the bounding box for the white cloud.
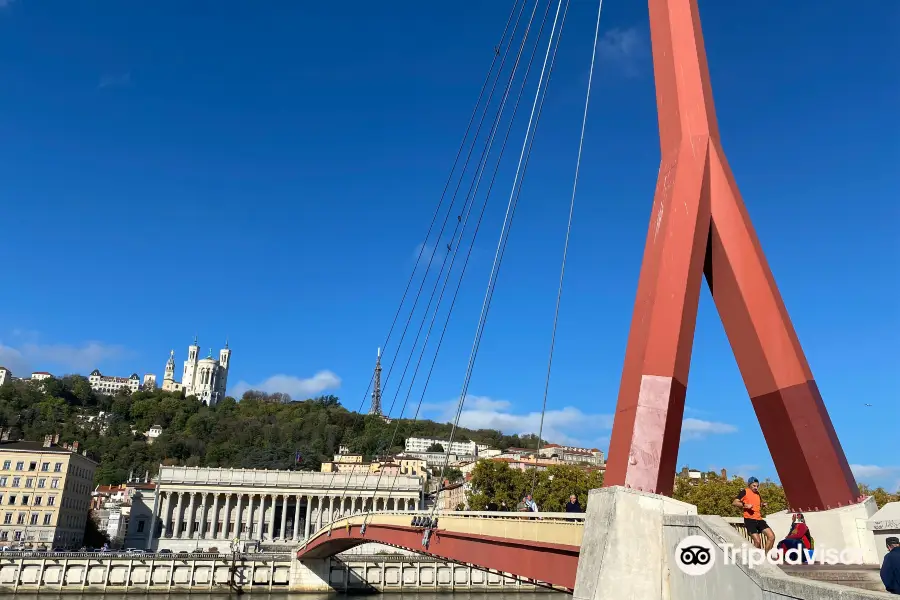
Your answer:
[230,370,341,400]
[422,395,612,449]
[681,418,738,441]
[850,464,899,481]
[598,27,647,76]
[413,242,446,271]
[0,338,128,375]
[421,396,737,449]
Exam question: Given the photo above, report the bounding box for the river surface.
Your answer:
[10,594,569,599]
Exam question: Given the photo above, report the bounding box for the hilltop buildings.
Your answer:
[160,338,232,406]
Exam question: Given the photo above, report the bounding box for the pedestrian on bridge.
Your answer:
[565,495,583,513]
[732,477,775,552]
[882,536,900,594]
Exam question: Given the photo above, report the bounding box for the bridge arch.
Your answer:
[296,511,584,590]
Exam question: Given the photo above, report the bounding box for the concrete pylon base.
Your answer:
[573,486,697,600]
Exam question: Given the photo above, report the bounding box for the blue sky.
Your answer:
[0,1,897,490]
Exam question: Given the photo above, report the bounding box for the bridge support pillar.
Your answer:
[574,486,695,600]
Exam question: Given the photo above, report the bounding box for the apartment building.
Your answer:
[0,431,98,548]
[403,437,490,456]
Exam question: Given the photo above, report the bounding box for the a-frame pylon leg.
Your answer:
[704,145,860,510]
[604,0,861,511]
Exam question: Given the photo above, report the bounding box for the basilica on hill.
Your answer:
[160,337,232,406]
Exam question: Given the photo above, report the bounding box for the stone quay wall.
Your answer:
[0,551,541,593]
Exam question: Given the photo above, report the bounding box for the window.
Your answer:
[43,513,52,525]
[137,520,145,533]
[14,531,21,541]
[53,463,61,472]
[8,495,15,505]
[51,479,59,489]
[0,477,6,486]
[11,477,20,488]
[37,479,45,489]
[47,496,55,506]
[17,513,25,524]
[15,462,23,471]
[34,496,42,506]
[28,462,36,471]
[2,460,9,470]
[25,478,33,488]
[41,462,49,472]
[3,513,10,524]
[21,496,28,505]
[30,514,38,525]
[0,531,6,540]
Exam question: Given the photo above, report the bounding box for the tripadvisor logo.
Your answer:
[674,535,864,576]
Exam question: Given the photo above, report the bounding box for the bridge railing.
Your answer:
[0,550,291,560]
[314,509,585,533]
[722,517,751,541]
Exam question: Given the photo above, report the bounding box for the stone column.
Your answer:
[234,494,244,540]
[188,493,200,538]
[316,497,323,531]
[209,493,219,539]
[199,493,209,538]
[304,496,312,538]
[279,494,288,540]
[256,494,266,541]
[267,494,277,541]
[173,492,184,539]
[292,495,301,541]
[221,494,231,540]
[246,494,255,539]
[329,497,335,523]
[161,492,173,538]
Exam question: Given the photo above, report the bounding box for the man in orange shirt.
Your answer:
[732,477,775,552]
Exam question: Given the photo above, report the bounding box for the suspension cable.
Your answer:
[362,0,562,524]
[314,0,527,521]
[530,0,604,497]
[318,0,533,536]
[431,0,568,511]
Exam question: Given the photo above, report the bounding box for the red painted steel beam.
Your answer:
[297,523,580,590]
[603,0,860,511]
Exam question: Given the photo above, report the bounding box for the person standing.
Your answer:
[732,477,775,552]
[881,536,900,594]
[565,494,583,513]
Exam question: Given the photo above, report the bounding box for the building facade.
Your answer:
[403,437,489,457]
[0,433,98,548]
[88,370,141,395]
[161,339,231,406]
[0,367,11,386]
[150,466,422,552]
[537,444,605,466]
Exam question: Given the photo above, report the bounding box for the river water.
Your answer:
[10,594,569,599]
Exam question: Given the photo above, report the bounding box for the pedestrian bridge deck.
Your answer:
[297,510,585,589]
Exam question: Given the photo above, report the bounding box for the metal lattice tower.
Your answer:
[369,347,383,416]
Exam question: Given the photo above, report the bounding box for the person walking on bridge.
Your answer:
[732,476,774,552]
[881,536,900,594]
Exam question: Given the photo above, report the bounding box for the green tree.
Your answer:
[467,462,603,511]
[672,474,788,516]
[426,443,444,453]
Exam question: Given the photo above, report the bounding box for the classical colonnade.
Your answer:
[154,491,419,543]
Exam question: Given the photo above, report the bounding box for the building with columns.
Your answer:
[150,466,422,552]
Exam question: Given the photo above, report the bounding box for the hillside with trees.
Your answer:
[0,375,543,485]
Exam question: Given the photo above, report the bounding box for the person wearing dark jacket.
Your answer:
[565,495,583,513]
[882,536,900,594]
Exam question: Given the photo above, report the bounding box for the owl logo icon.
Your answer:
[674,535,716,576]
